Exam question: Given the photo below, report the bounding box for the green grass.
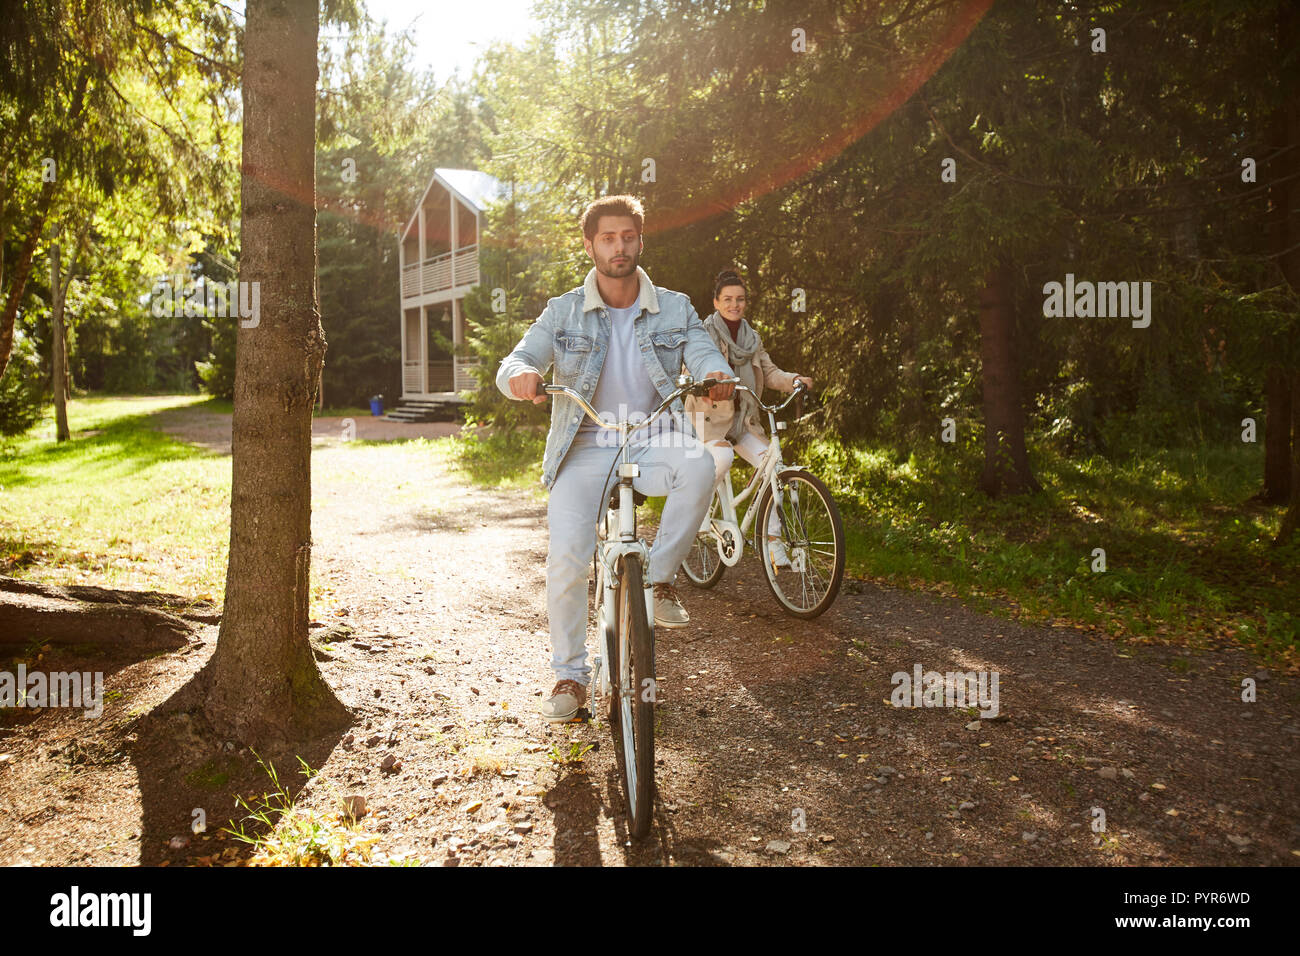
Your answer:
[0,394,540,615]
[224,753,391,866]
[443,426,1298,665]
[5,395,1292,665]
[0,394,420,609]
[194,398,375,420]
[0,395,231,598]
[442,425,546,492]
[799,437,1299,665]
[317,405,378,419]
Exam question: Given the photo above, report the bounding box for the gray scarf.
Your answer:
[705,311,761,441]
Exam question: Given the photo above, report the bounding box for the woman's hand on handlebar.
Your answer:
[704,370,735,401]
[794,375,814,391]
[509,370,548,404]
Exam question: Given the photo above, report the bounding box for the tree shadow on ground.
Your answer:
[126,673,352,867]
[656,565,1298,865]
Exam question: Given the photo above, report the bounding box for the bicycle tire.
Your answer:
[598,567,618,723]
[609,553,655,838]
[756,468,846,619]
[680,487,726,588]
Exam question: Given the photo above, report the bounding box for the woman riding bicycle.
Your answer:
[685,269,813,565]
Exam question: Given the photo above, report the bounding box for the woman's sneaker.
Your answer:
[540,679,586,722]
[767,538,791,569]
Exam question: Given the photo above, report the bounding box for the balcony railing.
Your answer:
[401,243,479,299]
[454,357,480,392]
[403,357,480,395]
[403,360,421,393]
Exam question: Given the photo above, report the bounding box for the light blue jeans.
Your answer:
[546,434,720,683]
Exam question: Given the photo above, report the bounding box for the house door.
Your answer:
[426,307,454,392]
[402,308,421,394]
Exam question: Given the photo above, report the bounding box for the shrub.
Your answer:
[0,334,45,436]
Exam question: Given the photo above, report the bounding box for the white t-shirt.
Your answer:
[575,304,661,446]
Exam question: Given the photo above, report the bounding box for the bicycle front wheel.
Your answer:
[680,486,726,588]
[608,552,655,838]
[756,468,845,619]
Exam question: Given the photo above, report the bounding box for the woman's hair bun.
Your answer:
[713,269,745,297]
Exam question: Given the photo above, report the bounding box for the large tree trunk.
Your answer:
[978,265,1040,497]
[1,169,7,314]
[50,242,69,442]
[1262,364,1291,502]
[1274,2,1300,543]
[200,0,347,744]
[1277,370,1300,546]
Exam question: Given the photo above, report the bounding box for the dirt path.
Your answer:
[148,404,464,454]
[1,419,1296,866]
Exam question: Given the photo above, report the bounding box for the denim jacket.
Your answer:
[496,266,731,488]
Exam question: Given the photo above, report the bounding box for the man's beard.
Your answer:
[596,250,638,278]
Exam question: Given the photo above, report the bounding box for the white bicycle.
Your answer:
[680,382,846,619]
[537,372,725,839]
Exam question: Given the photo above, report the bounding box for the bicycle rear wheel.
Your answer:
[680,486,726,588]
[608,553,655,838]
[756,468,845,619]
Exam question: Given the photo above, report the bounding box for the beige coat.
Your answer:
[685,324,798,444]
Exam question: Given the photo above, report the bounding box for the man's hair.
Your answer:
[580,195,645,240]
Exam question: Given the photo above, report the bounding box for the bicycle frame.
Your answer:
[699,382,808,563]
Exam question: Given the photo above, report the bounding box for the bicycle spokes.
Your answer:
[761,470,845,618]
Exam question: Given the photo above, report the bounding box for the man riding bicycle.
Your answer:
[497,195,735,722]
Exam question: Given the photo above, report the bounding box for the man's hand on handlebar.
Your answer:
[516,369,736,405]
[509,370,548,404]
[794,375,814,391]
[704,370,735,401]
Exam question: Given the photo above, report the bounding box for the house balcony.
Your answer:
[402,356,481,396]
[401,243,479,300]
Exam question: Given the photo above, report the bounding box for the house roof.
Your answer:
[437,168,506,211]
[402,168,506,239]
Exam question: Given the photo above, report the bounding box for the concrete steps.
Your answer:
[382,398,466,423]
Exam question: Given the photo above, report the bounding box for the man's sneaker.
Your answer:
[653,583,689,628]
[540,679,586,722]
[767,538,791,569]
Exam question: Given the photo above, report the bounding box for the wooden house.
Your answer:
[391,168,503,420]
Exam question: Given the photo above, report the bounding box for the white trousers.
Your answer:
[546,437,717,683]
[703,432,781,535]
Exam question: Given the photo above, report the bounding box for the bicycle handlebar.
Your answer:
[533,375,740,435]
[731,379,808,415]
[531,375,810,432]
